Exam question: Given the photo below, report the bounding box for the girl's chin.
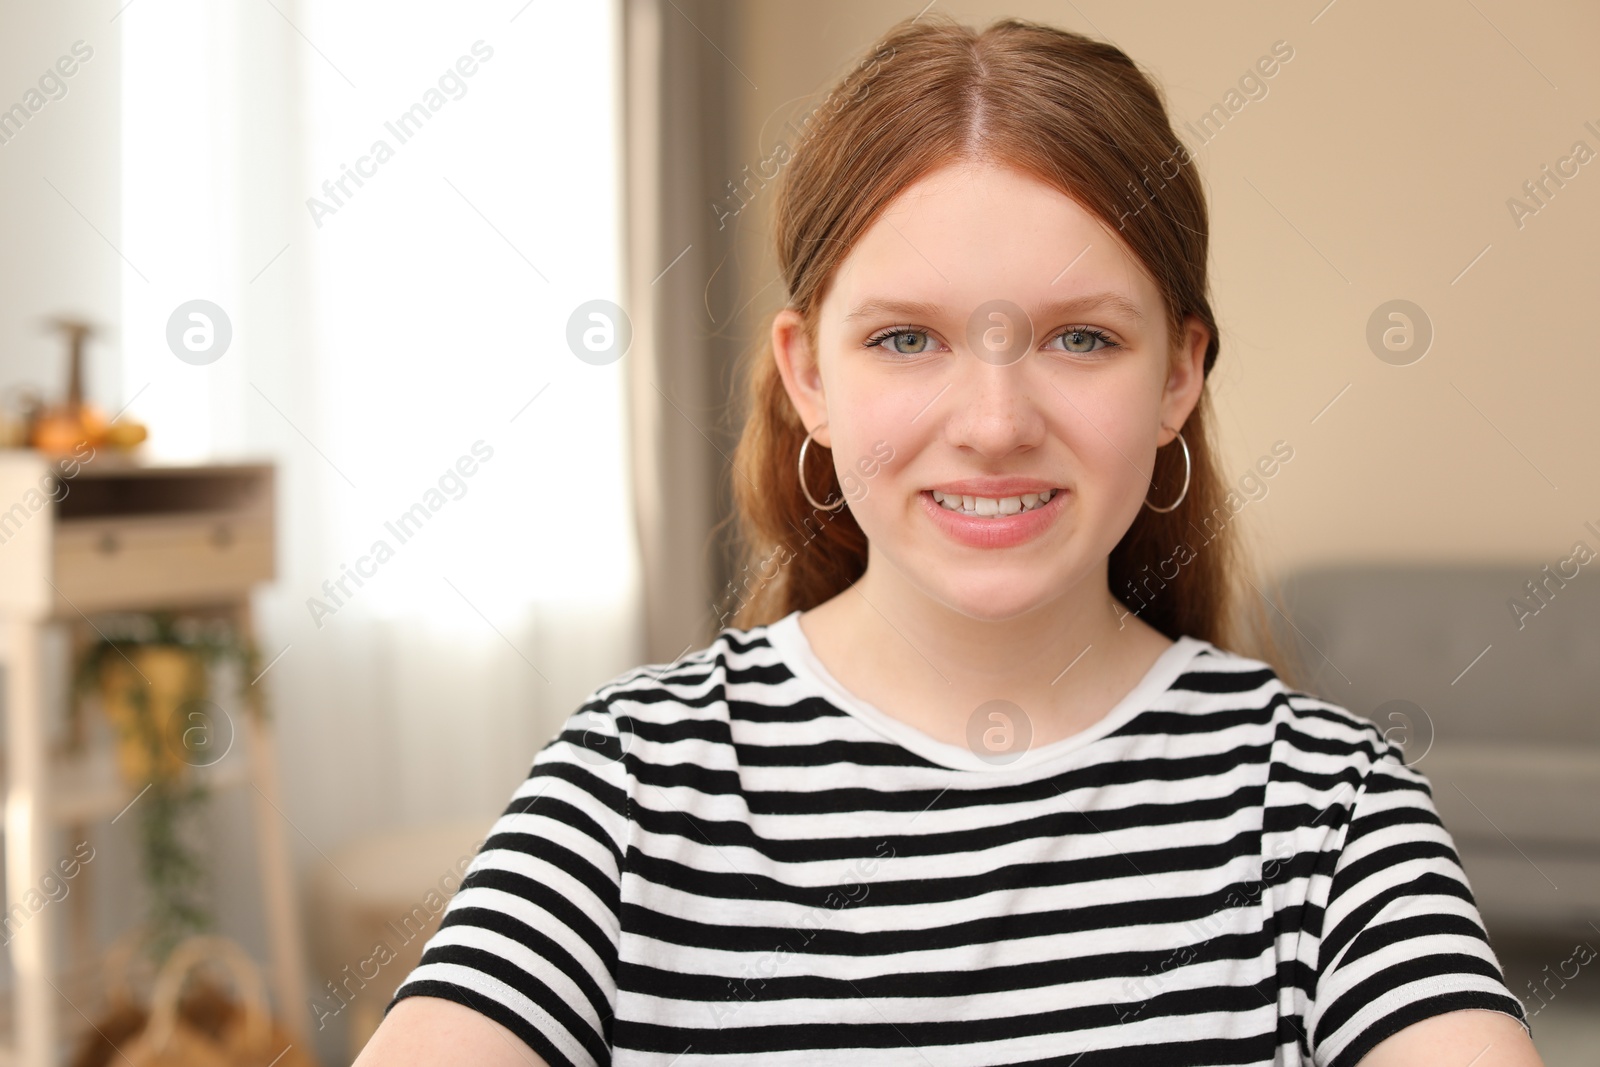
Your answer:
[922,578,1059,623]
[866,542,1110,619]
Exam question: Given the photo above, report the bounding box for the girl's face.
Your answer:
[774,159,1208,623]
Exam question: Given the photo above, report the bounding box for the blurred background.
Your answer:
[0,0,1594,1063]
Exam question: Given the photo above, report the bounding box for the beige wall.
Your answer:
[0,4,121,415]
[721,0,1600,580]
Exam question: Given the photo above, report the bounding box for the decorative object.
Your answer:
[26,316,148,455]
[0,454,306,1062]
[74,612,264,962]
[1143,425,1191,513]
[0,383,43,448]
[69,934,321,1067]
[797,422,846,512]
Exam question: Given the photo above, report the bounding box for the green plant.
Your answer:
[73,612,264,963]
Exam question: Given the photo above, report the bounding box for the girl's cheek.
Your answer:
[829,411,908,508]
[1052,372,1153,450]
[849,436,900,503]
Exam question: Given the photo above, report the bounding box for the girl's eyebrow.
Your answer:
[842,298,946,324]
[1049,292,1146,326]
[842,292,1145,326]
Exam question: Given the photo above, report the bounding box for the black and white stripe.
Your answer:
[391,612,1527,1066]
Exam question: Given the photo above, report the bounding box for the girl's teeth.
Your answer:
[930,489,1056,516]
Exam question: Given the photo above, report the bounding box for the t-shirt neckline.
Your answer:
[763,609,1210,774]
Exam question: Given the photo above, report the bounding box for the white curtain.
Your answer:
[118,0,642,858]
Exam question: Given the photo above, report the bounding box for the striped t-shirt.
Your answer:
[390,610,1529,1066]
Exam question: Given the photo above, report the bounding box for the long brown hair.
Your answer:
[722,14,1287,671]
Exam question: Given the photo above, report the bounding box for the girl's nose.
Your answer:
[944,355,1047,459]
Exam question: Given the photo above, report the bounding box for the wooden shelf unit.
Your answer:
[0,451,307,1066]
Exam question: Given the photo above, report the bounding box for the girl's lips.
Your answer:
[918,487,1067,549]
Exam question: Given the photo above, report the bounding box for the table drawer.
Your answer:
[52,511,273,614]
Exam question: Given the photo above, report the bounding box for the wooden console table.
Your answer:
[0,451,307,1065]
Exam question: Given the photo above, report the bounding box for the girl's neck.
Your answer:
[797,557,1175,751]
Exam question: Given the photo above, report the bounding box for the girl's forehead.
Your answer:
[821,163,1161,327]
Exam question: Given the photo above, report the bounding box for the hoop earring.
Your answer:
[798,423,846,512]
[1144,426,1190,513]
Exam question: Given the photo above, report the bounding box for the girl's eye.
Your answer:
[1048,326,1119,355]
[865,328,942,356]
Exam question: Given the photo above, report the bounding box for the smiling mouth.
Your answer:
[928,488,1060,517]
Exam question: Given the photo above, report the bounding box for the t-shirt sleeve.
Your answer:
[1304,744,1530,1067]
[388,695,631,1067]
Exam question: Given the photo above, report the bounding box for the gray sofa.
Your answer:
[1272,564,1600,939]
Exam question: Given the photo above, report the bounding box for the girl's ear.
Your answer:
[1160,314,1209,441]
[771,308,831,447]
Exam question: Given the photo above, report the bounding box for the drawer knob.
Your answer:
[210,523,234,549]
[96,532,119,555]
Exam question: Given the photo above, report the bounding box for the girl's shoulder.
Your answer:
[588,614,787,700]
[1169,638,1406,768]
[556,617,798,749]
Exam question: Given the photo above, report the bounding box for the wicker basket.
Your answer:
[70,935,319,1067]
